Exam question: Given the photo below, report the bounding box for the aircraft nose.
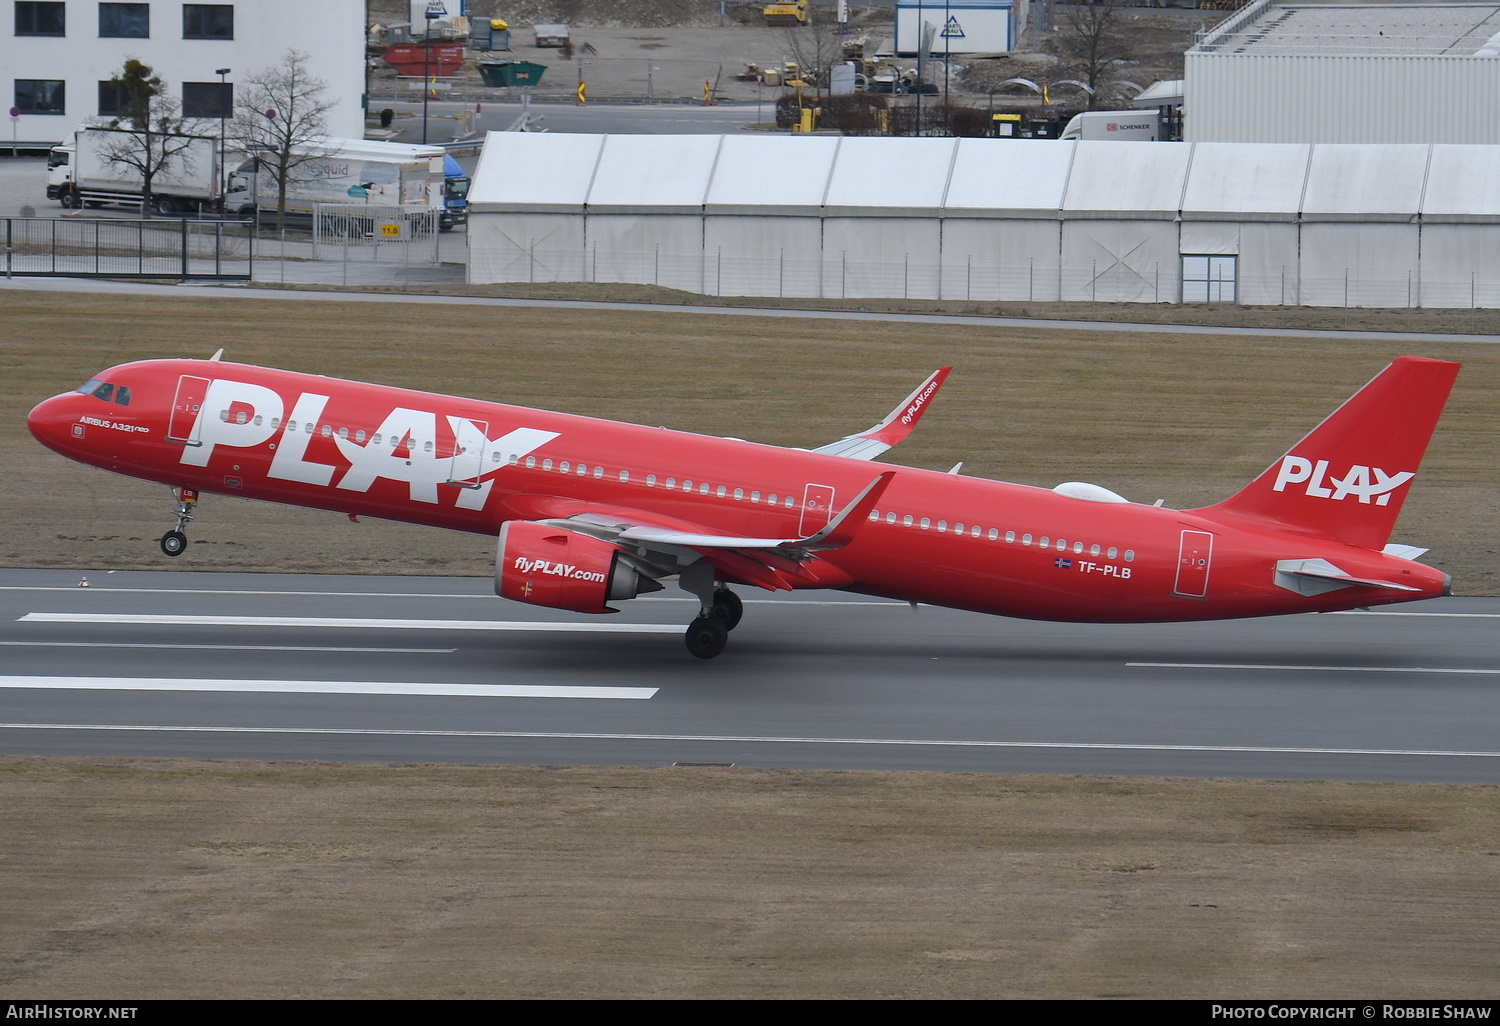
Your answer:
[27,393,78,455]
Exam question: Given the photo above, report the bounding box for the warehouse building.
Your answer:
[1185,0,1500,144]
[467,133,1500,310]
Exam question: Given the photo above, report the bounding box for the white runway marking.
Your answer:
[0,641,456,653]
[0,676,657,700]
[1,587,905,607]
[1130,662,1500,675]
[20,613,681,634]
[1327,611,1500,618]
[0,722,1494,760]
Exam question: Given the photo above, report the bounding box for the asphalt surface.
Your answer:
[5,274,1500,345]
[2,568,1498,782]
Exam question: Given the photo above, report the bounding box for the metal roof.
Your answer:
[1193,2,1500,57]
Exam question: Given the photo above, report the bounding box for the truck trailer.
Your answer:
[1058,110,1162,142]
[224,138,468,230]
[46,127,222,214]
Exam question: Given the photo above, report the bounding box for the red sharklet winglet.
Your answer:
[1197,356,1460,551]
[813,368,951,460]
[866,366,951,446]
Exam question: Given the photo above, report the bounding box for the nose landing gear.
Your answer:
[160,487,198,557]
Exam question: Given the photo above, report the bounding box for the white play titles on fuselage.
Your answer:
[176,377,557,508]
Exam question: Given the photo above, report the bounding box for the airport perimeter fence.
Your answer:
[1,217,251,280]
[472,241,1500,323]
[309,205,442,264]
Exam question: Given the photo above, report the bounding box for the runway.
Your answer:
[1,568,1498,782]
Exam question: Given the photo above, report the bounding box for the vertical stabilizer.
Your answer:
[1195,356,1459,550]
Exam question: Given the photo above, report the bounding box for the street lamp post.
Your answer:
[422,1,444,145]
[215,68,230,209]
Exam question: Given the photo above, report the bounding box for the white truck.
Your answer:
[223,138,461,229]
[1059,110,1162,142]
[46,126,221,214]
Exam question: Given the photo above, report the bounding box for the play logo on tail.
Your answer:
[1199,356,1459,550]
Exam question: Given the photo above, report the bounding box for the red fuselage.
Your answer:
[27,359,1451,623]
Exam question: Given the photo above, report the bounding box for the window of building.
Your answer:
[99,3,149,37]
[1182,255,1237,304]
[15,80,65,115]
[15,2,65,36]
[97,80,128,118]
[182,81,232,117]
[182,3,233,39]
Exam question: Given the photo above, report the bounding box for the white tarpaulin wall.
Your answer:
[1179,143,1307,305]
[1298,145,1427,307]
[1060,143,1192,302]
[819,137,956,300]
[1418,146,1500,308]
[467,133,600,284]
[585,136,720,292]
[467,133,1500,308]
[939,139,1073,301]
[704,135,840,299]
[469,212,586,284]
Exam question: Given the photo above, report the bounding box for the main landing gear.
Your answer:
[679,563,743,660]
[160,487,198,557]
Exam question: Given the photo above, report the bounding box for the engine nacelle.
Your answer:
[496,520,654,613]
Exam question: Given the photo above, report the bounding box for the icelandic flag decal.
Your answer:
[1054,558,1073,569]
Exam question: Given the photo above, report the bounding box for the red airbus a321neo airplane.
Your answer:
[28,354,1458,659]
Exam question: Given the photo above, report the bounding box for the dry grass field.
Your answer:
[3,286,1499,998]
[4,759,1500,999]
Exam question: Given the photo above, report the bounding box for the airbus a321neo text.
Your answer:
[28,354,1458,659]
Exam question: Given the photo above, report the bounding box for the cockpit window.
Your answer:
[75,379,128,405]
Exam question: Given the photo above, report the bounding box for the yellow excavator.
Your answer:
[763,0,809,27]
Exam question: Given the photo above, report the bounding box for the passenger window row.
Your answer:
[509,453,803,508]
[867,507,1135,561]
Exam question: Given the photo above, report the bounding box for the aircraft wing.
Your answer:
[615,471,894,552]
[812,367,950,460]
[517,472,894,592]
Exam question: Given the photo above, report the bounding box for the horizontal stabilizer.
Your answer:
[1274,557,1421,597]
[813,367,951,460]
[1383,543,1429,560]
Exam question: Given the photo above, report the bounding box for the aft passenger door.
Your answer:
[1173,529,1214,599]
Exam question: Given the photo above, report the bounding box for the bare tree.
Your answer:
[1052,0,1132,104]
[234,50,335,232]
[98,59,209,217]
[780,4,844,100]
